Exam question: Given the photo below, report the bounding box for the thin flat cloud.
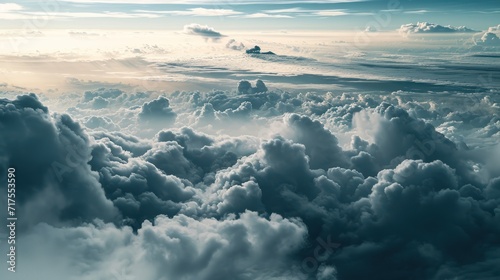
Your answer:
[62,0,366,3]
[243,13,292,18]
[135,8,243,16]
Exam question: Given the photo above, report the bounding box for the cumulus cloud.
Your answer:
[399,22,478,34]
[475,32,500,46]
[139,96,176,121]
[1,87,500,280]
[237,80,268,94]
[487,24,500,33]
[138,96,177,135]
[183,23,224,39]
[0,94,119,230]
[9,211,308,280]
[226,39,245,51]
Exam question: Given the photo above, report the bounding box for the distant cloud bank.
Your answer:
[399,22,478,34]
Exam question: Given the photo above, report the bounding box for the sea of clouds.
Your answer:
[1,73,499,279]
[0,21,500,280]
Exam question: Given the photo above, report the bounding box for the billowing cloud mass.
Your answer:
[399,22,477,34]
[1,78,499,280]
[475,32,500,46]
[183,23,224,38]
[0,94,119,230]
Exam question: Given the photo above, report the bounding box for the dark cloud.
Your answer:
[0,94,119,230]
[237,80,268,94]
[139,96,176,120]
[138,96,177,135]
[283,113,349,170]
[183,23,224,38]
[2,90,500,280]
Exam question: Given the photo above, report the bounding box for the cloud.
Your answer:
[137,8,242,16]
[487,24,500,32]
[226,39,246,51]
[282,113,349,170]
[475,32,500,46]
[17,11,162,19]
[243,13,293,18]
[315,10,348,16]
[0,3,22,12]
[2,88,500,280]
[237,80,268,94]
[63,0,364,3]
[0,94,119,229]
[139,96,176,121]
[84,116,120,131]
[399,22,478,34]
[183,23,224,38]
[364,25,378,32]
[9,211,308,280]
[68,31,100,37]
[137,96,177,135]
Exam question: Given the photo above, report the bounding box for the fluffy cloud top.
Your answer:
[399,22,477,34]
[183,23,223,38]
[475,32,500,46]
[1,86,499,280]
[487,24,500,33]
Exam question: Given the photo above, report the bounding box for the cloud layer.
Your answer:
[1,80,499,280]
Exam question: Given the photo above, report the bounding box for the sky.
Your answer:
[0,1,500,280]
[0,0,499,30]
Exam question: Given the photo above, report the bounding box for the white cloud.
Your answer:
[475,32,500,46]
[487,24,500,32]
[403,10,429,14]
[365,25,378,32]
[0,3,22,12]
[243,13,292,18]
[21,11,162,19]
[315,10,349,16]
[61,0,365,3]
[135,8,243,17]
[399,22,478,34]
[263,8,308,14]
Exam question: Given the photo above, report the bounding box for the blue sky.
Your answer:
[1,0,499,30]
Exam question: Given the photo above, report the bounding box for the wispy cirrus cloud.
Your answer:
[134,8,243,16]
[263,7,373,17]
[62,0,366,3]
[0,3,161,19]
[243,13,293,18]
[17,11,162,19]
